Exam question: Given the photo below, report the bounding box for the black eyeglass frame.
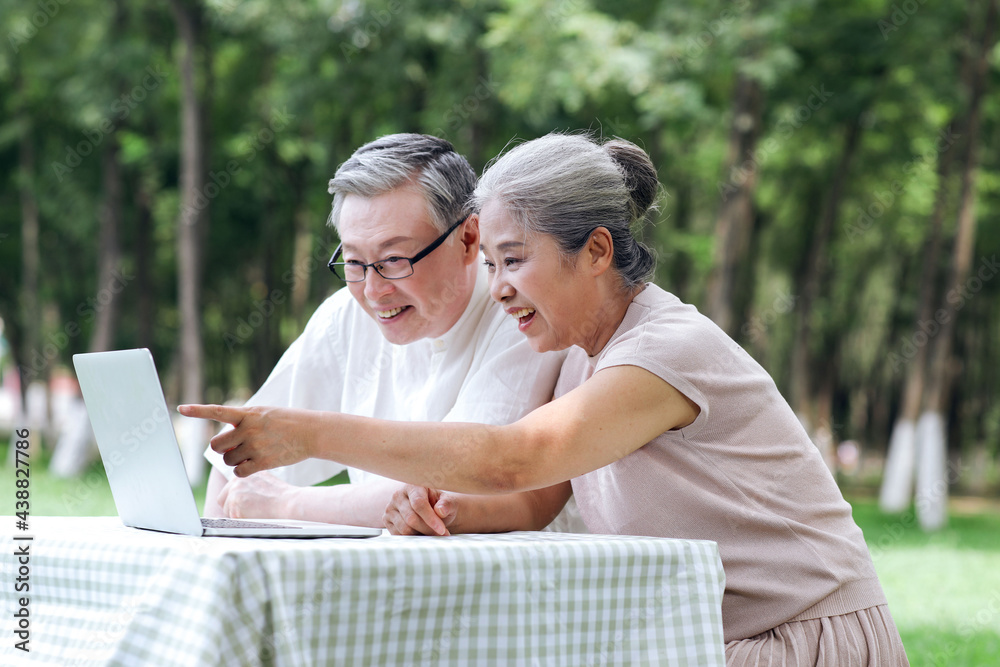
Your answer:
[328,216,468,282]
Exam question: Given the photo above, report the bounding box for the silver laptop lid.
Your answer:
[73,349,382,539]
[73,349,204,536]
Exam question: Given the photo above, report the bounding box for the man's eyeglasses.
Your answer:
[328,217,467,283]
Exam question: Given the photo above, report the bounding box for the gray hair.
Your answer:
[471,133,658,289]
[327,133,476,233]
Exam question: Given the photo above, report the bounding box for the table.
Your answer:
[2,517,725,666]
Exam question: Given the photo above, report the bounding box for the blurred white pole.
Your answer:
[173,414,208,486]
[915,411,948,531]
[880,419,916,513]
[49,397,96,478]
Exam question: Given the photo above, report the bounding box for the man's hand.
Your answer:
[218,471,298,519]
[383,484,458,536]
[178,404,314,477]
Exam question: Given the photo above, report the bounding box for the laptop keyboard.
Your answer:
[201,518,301,530]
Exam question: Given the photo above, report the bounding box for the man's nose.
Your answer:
[364,268,395,300]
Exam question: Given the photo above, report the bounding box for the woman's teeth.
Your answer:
[512,308,535,320]
[377,306,404,319]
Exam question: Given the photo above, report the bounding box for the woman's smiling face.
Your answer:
[478,200,597,354]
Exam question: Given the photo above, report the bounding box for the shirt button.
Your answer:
[433,340,445,352]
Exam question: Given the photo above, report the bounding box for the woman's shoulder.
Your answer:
[606,284,736,359]
[632,284,712,329]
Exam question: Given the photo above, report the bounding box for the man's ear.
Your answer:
[459,214,481,265]
[586,227,615,276]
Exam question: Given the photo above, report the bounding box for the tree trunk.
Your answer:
[89,0,128,354]
[16,116,45,461]
[789,115,863,429]
[18,129,41,396]
[170,0,209,483]
[671,182,692,292]
[88,136,124,353]
[253,177,277,391]
[813,359,837,472]
[17,116,45,462]
[134,175,155,350]
[880,116,957,513]
[917,0,997,531]
[706,73,763,336]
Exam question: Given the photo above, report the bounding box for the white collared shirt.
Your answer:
[204,262,585,531]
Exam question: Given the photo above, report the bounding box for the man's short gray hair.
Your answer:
[327,133,476,233]
[471,133,658,289]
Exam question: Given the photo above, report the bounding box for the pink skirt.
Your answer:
[725,605,909,666]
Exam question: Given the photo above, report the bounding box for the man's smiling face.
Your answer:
[337,188,477,345]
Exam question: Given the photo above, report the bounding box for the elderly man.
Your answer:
[204,133,582,533]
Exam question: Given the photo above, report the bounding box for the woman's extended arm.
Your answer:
[179,364,699,495]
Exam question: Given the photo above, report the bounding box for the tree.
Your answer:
[915,0,998,531]
[169,0,211,482]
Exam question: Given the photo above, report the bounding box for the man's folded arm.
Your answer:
[447,482,573,533]
[208,466,408,528]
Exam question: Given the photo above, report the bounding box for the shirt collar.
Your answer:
[587,283,653,366]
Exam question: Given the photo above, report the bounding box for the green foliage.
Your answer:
[0,0,997,464]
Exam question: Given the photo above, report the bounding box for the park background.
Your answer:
[1,0,999,664]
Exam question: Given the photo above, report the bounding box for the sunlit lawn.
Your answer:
[848,497,1000,667]
[1,441,206,517]
[3,441,999,665]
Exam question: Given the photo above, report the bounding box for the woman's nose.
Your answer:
[489,272,514,303]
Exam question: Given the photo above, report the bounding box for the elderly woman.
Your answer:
[182,133,908,665]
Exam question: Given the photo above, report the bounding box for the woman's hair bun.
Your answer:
[604,139,659,221]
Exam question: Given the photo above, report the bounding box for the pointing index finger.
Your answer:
[178,404,246,426]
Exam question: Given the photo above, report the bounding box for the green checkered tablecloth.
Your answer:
[2,516,725,666]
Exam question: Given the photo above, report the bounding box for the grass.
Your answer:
[1,439,207,517]
[2,439,998,665]
[848,496,1000,667]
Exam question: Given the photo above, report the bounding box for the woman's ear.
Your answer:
[585,227,615,276]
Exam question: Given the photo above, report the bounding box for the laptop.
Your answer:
[72,348,381,539]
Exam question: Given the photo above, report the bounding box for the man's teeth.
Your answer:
[511,308,535,319]
[377,306,404,319]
